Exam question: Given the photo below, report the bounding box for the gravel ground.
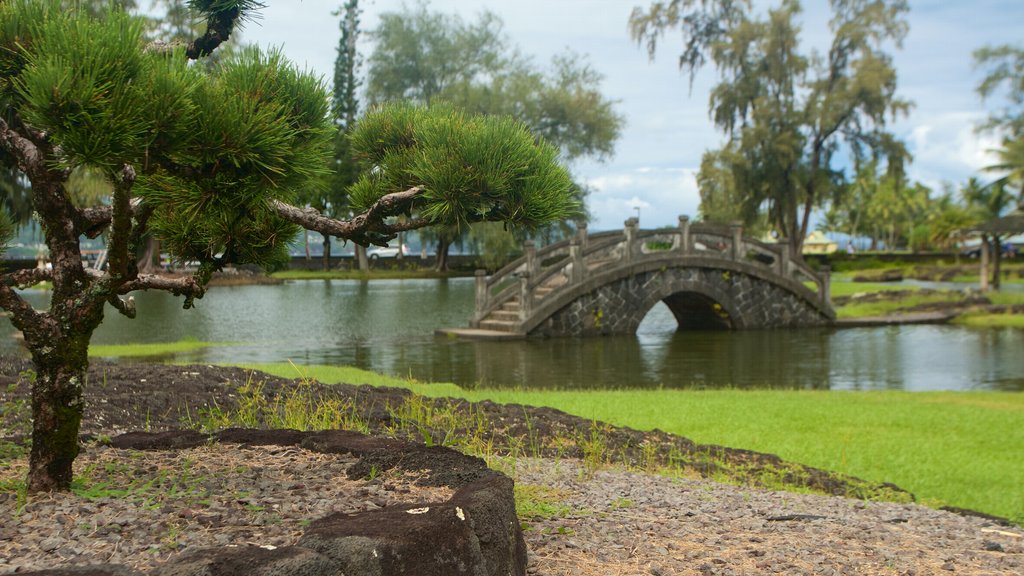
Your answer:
[2,447,1021,575]
[0,443,452,574]
[517,459,1024,575]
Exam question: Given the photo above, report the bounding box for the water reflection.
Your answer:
[2,279,1022,391]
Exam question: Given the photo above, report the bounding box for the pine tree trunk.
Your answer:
[322,235,332,270]
[991,235,1002,291]
[355,244,368,271]
[435,239,450,272]
[27,332,94,492]
[136,237,162,274]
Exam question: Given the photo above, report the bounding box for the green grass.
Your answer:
[955,314,1024,328]
[985,291,1024,306]
[828,280,918,297]
[250,362,1023,523]
[834,292,964,319]
[89,338,235,358]
[239,362,465,397]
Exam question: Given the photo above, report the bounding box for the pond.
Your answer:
[3,278,1022,391]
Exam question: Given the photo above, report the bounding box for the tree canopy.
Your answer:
[975,44,1024,206]
[364,2,622,267]
[0,0,575,492]
[630,0,911,254]
[367,4,622,165]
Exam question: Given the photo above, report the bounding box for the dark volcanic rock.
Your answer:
[154,545,339,576]
[15,566,144,576]
[19,428,527,576]
[300,474,524,576]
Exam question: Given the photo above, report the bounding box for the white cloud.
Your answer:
[901,111,1003,189]
[584,167,700,230]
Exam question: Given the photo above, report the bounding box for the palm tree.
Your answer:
[984,137,1024,210]
[962,176,1018,289]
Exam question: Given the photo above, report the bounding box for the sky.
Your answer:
[238,0,1024,232]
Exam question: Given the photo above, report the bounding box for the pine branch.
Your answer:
[117,273,206,303]
[271,186,427,246]
[74,199,145,239]
[185,1,264,59]
[2,267,53,290]
[76,206,115,239]
[0,277,46,331]
[105,165,137,282]
[107,294,136,319]
[0,116,45,180]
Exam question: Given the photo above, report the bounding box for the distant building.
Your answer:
[801,231,838,255]
[759,230,838,255]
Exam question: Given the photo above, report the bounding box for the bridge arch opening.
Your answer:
[660,291,734,331]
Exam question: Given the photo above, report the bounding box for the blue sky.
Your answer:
[239,0,1024,231]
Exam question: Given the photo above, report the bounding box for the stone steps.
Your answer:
[478,319,519,332]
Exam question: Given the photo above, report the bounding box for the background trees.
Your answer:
[975,44,1024,207]
[297,0,365,271]
[630,0,911,255]
[364,3,623,269]
[0,0,575,492]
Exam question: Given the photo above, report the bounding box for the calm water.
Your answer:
[3,278,1023,392]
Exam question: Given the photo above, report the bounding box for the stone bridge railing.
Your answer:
[471,216,832,333]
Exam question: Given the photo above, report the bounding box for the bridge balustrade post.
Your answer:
[576,222,588,252]
[519,274,532,321]
[623,217,638,262]
[674,215,691,253]
[524,240,537,277]
[570,238,584,284]
[472,269,488,327]
[777,242,791,277]
[820,265,832,306]
[730,223,743,261]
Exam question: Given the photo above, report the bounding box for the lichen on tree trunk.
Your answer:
[27,334,95,492]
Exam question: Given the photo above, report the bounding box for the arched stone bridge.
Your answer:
[468,216,835,337]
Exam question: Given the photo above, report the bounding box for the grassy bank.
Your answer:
[89,339,235,358]
[246,362,1023,524]
[830,279,1024,325]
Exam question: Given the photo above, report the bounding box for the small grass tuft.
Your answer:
[514,483,575,520]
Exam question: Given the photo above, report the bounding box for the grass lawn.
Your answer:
[829,280,918,297]
[246,362,1024,524]
[89,339,235,358]
[834,292,965,318]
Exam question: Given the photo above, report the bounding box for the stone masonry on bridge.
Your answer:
[462,216,836,338]
[534,266,833,337]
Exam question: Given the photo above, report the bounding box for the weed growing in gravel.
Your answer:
[610,497,633,510]
[0,477,27,513]
[0,373,33,439]
[514,484,575,520]
[578,420,611,478]
[182,372,369,434]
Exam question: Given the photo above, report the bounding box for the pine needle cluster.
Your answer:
[1,0,334,269]
[349,101,577,231]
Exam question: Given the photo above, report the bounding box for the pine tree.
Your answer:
[0,0,575,491]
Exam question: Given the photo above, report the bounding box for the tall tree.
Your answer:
[366,3,623,269]
[975,45,1024,208]
[301,0,365,270]
[975,45,1024,140]
[0,0,575,492]
[630,0,911,255]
